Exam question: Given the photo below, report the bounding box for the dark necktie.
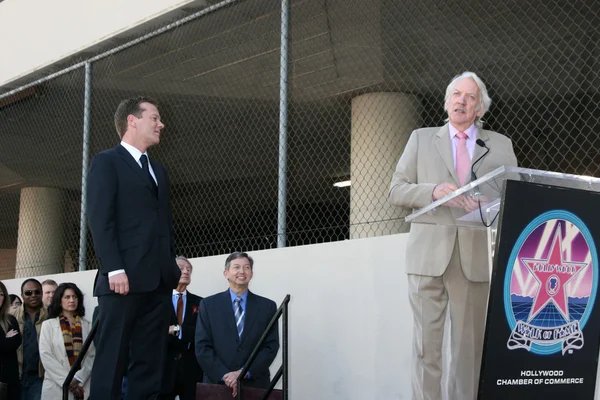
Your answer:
[140,154,158,196]
[176,293,184,326]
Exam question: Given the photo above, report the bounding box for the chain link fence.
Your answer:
[0,70,85,279]
[0,0,598,278]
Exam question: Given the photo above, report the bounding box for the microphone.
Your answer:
[470,139,490,182]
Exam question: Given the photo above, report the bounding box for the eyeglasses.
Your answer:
[23,290,41,296]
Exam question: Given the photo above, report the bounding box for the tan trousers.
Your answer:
[408,242,489,400]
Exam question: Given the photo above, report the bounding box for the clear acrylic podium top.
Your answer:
[405,166,600,229]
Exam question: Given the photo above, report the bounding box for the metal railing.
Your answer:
[62,320,98,400]
[238,294,290,400]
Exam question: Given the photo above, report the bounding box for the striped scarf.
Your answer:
[59,314,83,367]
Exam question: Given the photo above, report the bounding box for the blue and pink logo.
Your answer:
[504,211,598,355]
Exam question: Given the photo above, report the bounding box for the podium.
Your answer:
[405,166,600,399]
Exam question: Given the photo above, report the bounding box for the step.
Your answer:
[196,383,283,400]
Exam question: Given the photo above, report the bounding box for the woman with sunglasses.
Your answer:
[39,283,94,400]
[0,281,21,400]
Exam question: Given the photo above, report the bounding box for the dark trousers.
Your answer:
[90,290,171,400]
[161,357,200,400]
[5,381,18,400]
[19,374,42,400]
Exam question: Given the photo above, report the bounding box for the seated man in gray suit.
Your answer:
[388,72,518,400]
[195,252,279,397]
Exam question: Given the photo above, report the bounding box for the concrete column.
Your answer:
[350,92,421,239]
[15,187,66,278]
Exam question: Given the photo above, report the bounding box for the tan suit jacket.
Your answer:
[39,317,95,400]
[388,124,518,282]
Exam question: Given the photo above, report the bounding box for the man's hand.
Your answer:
[69,380,84,399]
[109,272,129,295]
[462,194,480,213]
[432,182,459,201]
[223,370,243,397]
[223,370,242,387]
[231,381,238,398]
[433,183,469,208]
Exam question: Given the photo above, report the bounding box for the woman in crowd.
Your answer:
[39,283,95,400]
[8,295,21,312]
[0,281,22,400]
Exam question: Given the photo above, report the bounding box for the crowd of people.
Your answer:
[0,251,279,400]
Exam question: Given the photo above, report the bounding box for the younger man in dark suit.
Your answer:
[87,96,181,400]
[195,252,279,397]
[161,256,204,400]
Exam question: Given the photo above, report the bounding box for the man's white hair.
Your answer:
[176,255,193,269]
[444,71,492,128]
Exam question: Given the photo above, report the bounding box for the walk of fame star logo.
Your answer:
[505,212,598,356]
[520,228,588,323]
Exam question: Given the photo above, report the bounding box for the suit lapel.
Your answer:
[150,158,164,199]
[82,319,89,338]
[240,291,258,344]
[169,293,177,324]
[220,290,240,343]
[116,144,157,196]
[183,292,195,325]
[434,125,459,185]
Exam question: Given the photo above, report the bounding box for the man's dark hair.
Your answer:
[114,96,159,139]
[20,278,41,294]
[48,282,86,318]
[225,252,254,270]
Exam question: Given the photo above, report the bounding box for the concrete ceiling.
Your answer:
[0,0,598,247]
[8,0,592,101]
[0,0,598,186]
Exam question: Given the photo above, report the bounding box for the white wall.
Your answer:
[0,0,200,86]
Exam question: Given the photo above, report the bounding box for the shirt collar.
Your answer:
[229,288,249,304]
[173,289,187,296]
[120,141,149,163]
[448,123,478,140]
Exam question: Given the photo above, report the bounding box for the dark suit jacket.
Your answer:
[195,290,279,389]
[86,144,181,295]
[164,291,204,387]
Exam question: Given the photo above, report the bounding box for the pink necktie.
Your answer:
[455,131,470,186]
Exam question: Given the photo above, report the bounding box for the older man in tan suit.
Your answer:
[389,72,518,400]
